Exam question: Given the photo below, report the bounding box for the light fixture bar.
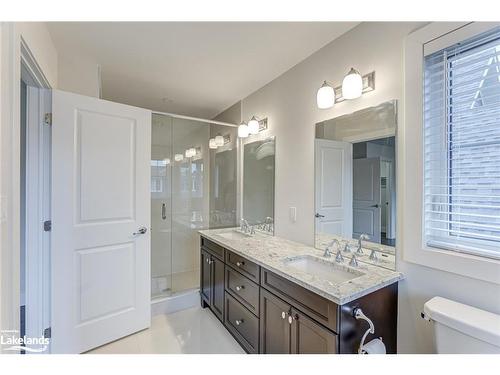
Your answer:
[334,71,375,103]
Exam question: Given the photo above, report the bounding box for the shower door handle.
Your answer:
[161,203,167,220]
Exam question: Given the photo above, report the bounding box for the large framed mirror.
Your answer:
[241,136,275,234]
[314,100,397,269]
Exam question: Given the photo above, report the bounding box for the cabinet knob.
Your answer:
[235,285,245,291]
[235,319,244,326]
[236,261,245,267]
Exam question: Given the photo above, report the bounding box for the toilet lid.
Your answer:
[424,297,500,347]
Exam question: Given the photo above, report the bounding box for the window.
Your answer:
[424,27,500,259]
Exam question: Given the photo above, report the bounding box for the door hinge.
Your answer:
[44,113,52,126]
[43,220,51,232]
[43,327,51,339]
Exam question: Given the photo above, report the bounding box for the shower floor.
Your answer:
[152,269,199,298]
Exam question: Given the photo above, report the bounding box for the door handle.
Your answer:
[371,204,380,208]
[315,213,325,218]
[133,226,148,235]
[161,203,167,220]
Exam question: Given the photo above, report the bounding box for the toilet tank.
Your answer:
[423,297,500,354]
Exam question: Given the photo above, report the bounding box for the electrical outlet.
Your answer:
[289,207,297,223]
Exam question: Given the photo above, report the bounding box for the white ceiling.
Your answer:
[47,22,358,119]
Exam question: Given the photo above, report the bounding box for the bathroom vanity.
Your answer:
[198,228,403,354]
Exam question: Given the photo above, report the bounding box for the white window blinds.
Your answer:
[424,27,500,259]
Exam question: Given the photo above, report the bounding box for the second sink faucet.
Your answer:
[240,218,250,233]
[324,239,340,258]
[357,233,370,255]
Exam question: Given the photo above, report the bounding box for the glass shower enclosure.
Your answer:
[151,113,237,299]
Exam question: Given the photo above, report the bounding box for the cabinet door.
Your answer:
[211,256,225,321]
[290,309,338,354]
[260,289,291,354]
[200,250,211,305]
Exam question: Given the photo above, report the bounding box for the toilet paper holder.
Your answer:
[353,307,379,354]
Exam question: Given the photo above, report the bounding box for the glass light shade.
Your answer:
[184,149,191,158]
[164,158,170,165]
[342,68,363,100]
[248,116,259,135]
[174,153,183,162]
[189,147,196,157]
[209,138,217,149]
[316,81,335,109]
[238,122,249,138]
[215,135,224,147]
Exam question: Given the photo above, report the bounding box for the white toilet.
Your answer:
[423,297,500,354]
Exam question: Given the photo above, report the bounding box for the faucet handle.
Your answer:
[335,249,344,263]
[343,242,351,253]
[369,249,378,261]
[349,254,359,267]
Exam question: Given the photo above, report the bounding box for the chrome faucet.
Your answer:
[349,253,359,267]
[335,248,344,263]
[324,239,340,258]
[357,233,370,255]
[264,217,274,232]
[240,219,250,233]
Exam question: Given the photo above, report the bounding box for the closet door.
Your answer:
[51,90,151,353]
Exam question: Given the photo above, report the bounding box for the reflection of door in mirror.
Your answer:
[314,139,352,238]
[352,137,396,246]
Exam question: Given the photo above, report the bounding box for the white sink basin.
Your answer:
[216,230,250,240]
[284,255,364,284]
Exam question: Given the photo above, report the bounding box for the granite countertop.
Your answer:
[198,228,404,305]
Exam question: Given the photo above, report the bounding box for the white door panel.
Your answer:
[353,157,381,243]
[315,139,352,238]
[51,90,151,353]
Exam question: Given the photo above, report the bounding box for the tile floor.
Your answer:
[86,306,244,354]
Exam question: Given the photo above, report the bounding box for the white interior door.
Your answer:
[353,157,381,243]
[51,90,151,353]
[315,139,352,238]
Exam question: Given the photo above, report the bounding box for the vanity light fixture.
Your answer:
[209,138,217,149]
[215,135,224,147]
[174,153,184,162]
[316,71,375,108]
[316,81,335,109]
[238,121,249,138]
[247,116,260,135]
[342,68,363,100]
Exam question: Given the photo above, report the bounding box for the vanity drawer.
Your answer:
[225,250,260,283]
[260,269,339,332]
[225,293,259,354]
[200,237,225,260]
[225,266,260,316]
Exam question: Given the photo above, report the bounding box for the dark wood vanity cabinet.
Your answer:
[200,246,225,322]
[260,288,337,354]
[200,236,398,354]
[260,288,292,353]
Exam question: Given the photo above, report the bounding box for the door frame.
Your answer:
[0,24,52,352]
[21,40,52,353]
